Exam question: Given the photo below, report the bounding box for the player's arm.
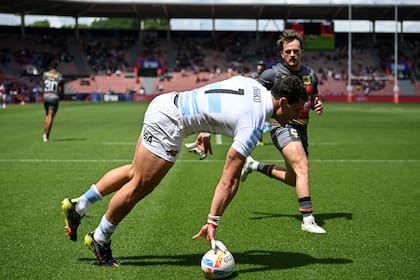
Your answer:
[311,76,323,116]
[312,96,323,116]
[58,76,65,99]
[192,147,245,243]
[209,147,244,215]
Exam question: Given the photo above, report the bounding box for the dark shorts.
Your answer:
[43,95,59,114]
[270,124,309,155]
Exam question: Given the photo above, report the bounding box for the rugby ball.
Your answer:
[201,248,235,279]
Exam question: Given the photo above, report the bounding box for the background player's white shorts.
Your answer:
[141,92,183,162]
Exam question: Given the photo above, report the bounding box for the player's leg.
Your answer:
[43,98,58,141]
[105,143,174,226]
[95,165,133,195]
[1,94,5,109]
[62,137,139,241]
[280,140,309,197]
[92,131,146,196]
[85,141,174,266]
[241,125,326,233]
[241,125,300,184]
[43,110,55,141]
[73,134,143,215]
[81,92,181,264]
[282,140,325,233]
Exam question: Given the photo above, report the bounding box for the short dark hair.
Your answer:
[257,60,265,66]
[276,29,304,51]
[271,75,307,104]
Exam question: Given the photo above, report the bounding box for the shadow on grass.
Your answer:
[79,250,351,274]
[250,211,353,226]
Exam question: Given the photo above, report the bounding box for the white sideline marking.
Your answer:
[0,159,419,163]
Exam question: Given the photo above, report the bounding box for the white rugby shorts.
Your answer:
[141,92,183,162]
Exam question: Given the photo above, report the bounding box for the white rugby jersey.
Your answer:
[177,75,273,158]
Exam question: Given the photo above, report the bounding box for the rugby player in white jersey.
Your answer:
[61,75,307,266]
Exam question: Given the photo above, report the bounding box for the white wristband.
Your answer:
[207,214,222,227]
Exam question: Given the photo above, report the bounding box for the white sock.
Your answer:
[94,215,117,245]
[76,184,103,216]
[251,160,259,171]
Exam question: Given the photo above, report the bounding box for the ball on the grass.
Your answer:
[201,248,235,279]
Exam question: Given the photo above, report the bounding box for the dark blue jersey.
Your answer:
[258,63,319,125]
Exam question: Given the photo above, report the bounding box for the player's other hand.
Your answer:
[313,97,323,116]
[185,133,213,160]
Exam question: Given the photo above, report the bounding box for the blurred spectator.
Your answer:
[250,60,266,79]
[0,81,6,109]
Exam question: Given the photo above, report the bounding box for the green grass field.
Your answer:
[1,101,420,279]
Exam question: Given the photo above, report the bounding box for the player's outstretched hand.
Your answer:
[192,223,216,244]
[185,133,213,160]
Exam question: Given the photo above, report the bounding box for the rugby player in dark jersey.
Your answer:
[241,29,326,233]
[42,63,63,142]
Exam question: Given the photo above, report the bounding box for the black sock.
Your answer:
[298,196,313,215]
[257,163,275,177]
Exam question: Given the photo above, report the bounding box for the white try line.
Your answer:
[0,159,419,163]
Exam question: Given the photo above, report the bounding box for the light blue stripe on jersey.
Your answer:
[180,89,199,116]
[207,82,222,113]
[179,93,190,115]
[245,128,262,150]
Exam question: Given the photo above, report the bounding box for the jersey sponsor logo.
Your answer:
[302,75,311,85]
[143,129,153,144]
[45,72,59,79]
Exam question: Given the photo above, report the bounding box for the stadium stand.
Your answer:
[0,26,418,104]
[65,73,140,95]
